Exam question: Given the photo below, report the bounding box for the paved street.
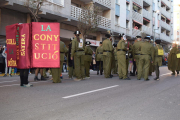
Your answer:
[0,67,180,120]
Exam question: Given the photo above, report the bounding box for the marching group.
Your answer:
[1,30,180,87]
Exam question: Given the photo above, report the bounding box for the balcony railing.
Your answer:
[160,20,171,31]
[71,5,111,29]
[160,7,171,20]
[126,29,130,35]
[133,0,143,6]
[143,0,152,5]
[143,9,152,20]
[132,29,141,36]
[162,0,171,8]
[132,11,143,24]
[142,25,152,35]
[160,33,171,42]
[93,0,111,8]
[126,9,130,20]
[115,25,126,34]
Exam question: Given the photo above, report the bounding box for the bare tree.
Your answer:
[24,0,47,22]
[77,4,102,40]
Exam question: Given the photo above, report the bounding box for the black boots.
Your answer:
[34,76,46,81]
[34,76,40,81]
[41,76,47,81]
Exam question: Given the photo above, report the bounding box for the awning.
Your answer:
[133,2,142,8]
[126,1,130,4]
[133,20,143,25]
[143,18,150,22]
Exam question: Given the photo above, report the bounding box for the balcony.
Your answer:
[133,0,143,7]
[93,0,111,9]
[162,0,171,8]
[142,25,152,35]
[71,5,111,29]
[132,11,143,24]
[160,20,171,31]
[160,33,171,42]
[143,0,152,5]
[126,9,130,20]
[114,25,126,34]
[132,29,141,36]
[143,9,152,20]
[126,29,130,36]
[160,7,171,20]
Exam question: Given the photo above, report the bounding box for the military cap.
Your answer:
[85,41,91,45]
[74,31,81,35]
[100,42,102,44]
[136,36,141,38]
[105,34,111,38]
[113,43,117,47]
[155,39,161,44]
[144,36,151,40]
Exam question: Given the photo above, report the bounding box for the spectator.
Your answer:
[2,45,12,77]
[0,45,4,74]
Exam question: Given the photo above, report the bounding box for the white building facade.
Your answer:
[0,0,174,46]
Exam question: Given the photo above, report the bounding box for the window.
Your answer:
[115,16,119,25]
[153,2,155,11]
[115,4,120,16]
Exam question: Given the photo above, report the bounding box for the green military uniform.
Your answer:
[138,39,154,80]
[84,43,93,78]
[168,46,180,75]
[125,42,132,76]
[132,40,142,76]
[149,44,155,76]
[96,45,103,75]
[71,37,85,80]
[154,44,163,79]
[102,38,113,78]
[51,41,68,83]
[68,39,74,79]
[112,47,118,74]
[43,68,47,78]
[117,39,128,79]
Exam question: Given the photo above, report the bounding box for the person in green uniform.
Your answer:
[51,40,68,83]
[124,37,133,77]
[84,41,93,79]
[110,38,115,76]
[71,31,85,81]
[68,37,74,79]
[43,68,48,78]
[132,36,142,77]
[168,43,180,75]
[117,34,131,80]
[112,43,118,74]
[102,34,113,78]
[138,37,154,81]
[96,42,103,75]
[154,39,163,80]
[149,39,155,76]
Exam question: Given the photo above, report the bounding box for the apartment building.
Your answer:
[174,3,180,42]
[0,0,174,48]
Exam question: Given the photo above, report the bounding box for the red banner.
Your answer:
[17,23,31,69]
[6,24,18,67]
[31,22,60,68]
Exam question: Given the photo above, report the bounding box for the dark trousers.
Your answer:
[20,69,29,86]
[133,60,136,74]
[96,61,103,73]
[155,65,159,78]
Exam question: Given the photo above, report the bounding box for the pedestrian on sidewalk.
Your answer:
[2,45,12,77]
